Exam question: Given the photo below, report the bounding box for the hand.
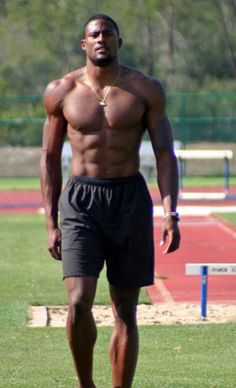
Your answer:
[47,227,62,260]
[160,217,180,254]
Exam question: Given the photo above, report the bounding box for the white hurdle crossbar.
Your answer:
[186,263,236,319]
[175,149,233,193]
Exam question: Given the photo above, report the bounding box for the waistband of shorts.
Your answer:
[69,172,142,186]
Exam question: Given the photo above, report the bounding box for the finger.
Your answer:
[53,247,62,260]
[163,237,172,254]
[56,246,62,261]
[48,247,61,261]
[163,235,180,254]
[57,240,62,260]
[162,229,174,254]
[160,229,167,247]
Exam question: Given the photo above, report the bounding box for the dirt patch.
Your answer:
[28,303,236,327]
[0,146,41,176]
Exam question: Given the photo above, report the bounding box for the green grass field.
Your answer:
[0,175,236,190]
[1,214,236,387]
[0,177,41,190]
[216,212,236,226]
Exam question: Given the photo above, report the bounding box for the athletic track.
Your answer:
[1,188,236,305]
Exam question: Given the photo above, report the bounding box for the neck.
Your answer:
[86,60,120,87]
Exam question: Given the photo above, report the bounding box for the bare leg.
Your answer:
[65,276,98,388]
[109,285,140,388]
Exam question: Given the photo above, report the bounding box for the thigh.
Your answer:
[110,285,140,309]
[106,174,154,288]
[60,185,105,279]
[106,207,154,288]
[109,285,140,319]
[61,226,105,279]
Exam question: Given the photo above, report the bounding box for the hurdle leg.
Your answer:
[224,157,230,193]
[200,265,208,319]
[178,158,183,190]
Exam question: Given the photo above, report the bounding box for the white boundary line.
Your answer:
[217,222,236,239]
[154,278,174,303]
[180,192,226,200]
[153,205,236,217]
[39,205,236,217]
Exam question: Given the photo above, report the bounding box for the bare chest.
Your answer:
[63,85,145,132]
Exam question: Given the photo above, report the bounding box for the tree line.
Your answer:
[0,0,236,96]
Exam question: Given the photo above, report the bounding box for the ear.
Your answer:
[118,37,123,49]
[81,39,86,51]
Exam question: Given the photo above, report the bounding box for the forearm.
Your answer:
[156,150,179,213]
[40,152,63,230]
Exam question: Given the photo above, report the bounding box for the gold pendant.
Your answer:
[99,101,107,106]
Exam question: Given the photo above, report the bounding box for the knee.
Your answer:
[68,294,92,322]
[115,301,137,330]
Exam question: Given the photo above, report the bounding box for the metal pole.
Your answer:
[178,158,183,190]
[224,157,230,193]
[201,265,208,319]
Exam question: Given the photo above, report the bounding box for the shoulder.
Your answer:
[137,72,166,108]
[121,66,166,109]
[119,65,146,87]
[44,68,85,114]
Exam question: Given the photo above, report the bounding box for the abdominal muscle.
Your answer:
[68,125,142,178]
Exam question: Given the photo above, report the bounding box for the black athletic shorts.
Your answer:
[59,173,154,288]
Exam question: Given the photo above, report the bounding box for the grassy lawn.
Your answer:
[0,214,149,306]
[0,177,41,190]
[1,214,236,387]
[148,175,236,188]
[0,175,236,190]
[216,212,236,226]
[179,175,236,188]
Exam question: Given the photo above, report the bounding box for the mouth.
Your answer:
[96,46,108,53]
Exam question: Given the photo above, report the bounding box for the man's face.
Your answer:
[81,19,122,67]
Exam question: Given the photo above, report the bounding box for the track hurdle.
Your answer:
[186,263,236,319]
[175,149,233,194]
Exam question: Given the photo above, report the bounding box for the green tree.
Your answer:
[0,0,235,95]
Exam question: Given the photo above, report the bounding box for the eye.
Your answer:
[104,30,113,37]
[90,32,99,38]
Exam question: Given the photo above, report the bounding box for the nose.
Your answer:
[97,32,106,42]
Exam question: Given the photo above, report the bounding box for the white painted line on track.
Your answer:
[153,206,236,217]
[39,206,236,217]
[180,192,227,200]
[217,222,236,239]
[154,278,174,303]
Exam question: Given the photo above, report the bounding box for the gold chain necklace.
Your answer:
[87,67,120,107]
